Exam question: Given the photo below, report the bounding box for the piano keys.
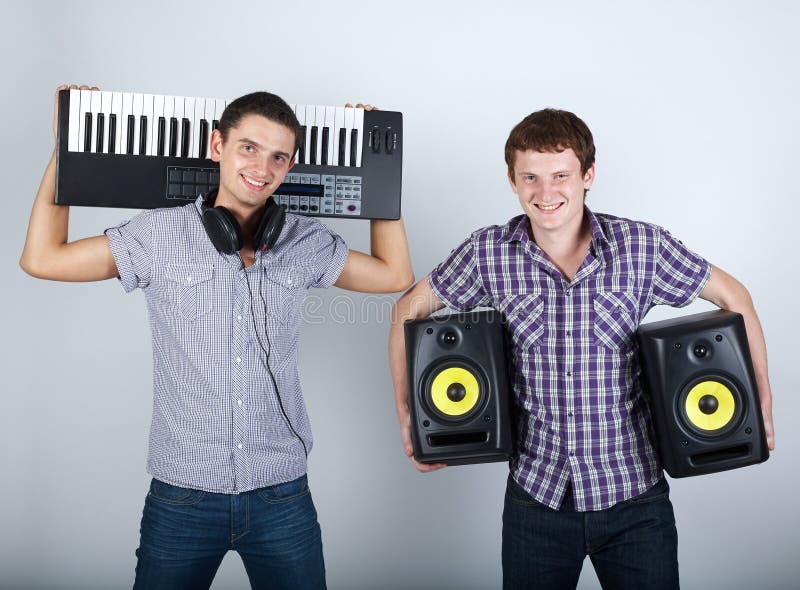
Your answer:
[56,89,402,219]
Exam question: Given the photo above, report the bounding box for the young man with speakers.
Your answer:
[21,84,414,590]
[389,108,774,589]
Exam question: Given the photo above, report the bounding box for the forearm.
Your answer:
[19,151,69,275]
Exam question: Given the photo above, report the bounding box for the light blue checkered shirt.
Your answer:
[105,196,348,493]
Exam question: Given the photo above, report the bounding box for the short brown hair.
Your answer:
[504,109,595,178]
[218,91,302,152]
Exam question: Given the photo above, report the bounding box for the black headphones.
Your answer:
[201,189,286,255]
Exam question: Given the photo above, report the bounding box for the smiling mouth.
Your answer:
[535,202,563,212]
[241,174,267,189]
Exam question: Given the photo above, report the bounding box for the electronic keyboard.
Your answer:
[55,89,402,219]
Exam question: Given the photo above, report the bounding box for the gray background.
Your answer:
[1,1,798,588]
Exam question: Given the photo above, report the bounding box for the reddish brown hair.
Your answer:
[504,109,595,178]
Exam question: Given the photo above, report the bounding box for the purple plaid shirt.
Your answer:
[429,208,711,511]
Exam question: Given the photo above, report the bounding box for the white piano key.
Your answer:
[304,105,315,165]
[132,94,143,155]
[89,91,102,153]
[163,95,175,156]
[213,98,227,154]
[354,107,364,167]
[141,94,154,156]
[67,88,81,152]
[184,97,196,158]
[191,97,204,159]
[111,92,123,154]
[120,93,133,154]
[295,104,306,163]
[203,99,216,159]
[78,89,92,152]
[100,91,113,154]
[343,106,355,167]
[312,106,324,165]
[333,106,345,166]
[324,106,336,165]
[151,95,165,156]
[174,96,186,157]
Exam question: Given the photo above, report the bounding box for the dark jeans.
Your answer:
[502,476,679,590]
[133,474,325,590]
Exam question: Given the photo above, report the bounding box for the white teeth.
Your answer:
[242,175,266,187]
[537,203,561,211]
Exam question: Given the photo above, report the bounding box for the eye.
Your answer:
[523,174,536,183]
[242,144,255,153]
[555,173,568,180]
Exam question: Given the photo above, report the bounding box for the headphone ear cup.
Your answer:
[202,205,243,254]
[254,199,286,251]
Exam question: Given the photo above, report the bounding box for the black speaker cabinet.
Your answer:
[405,310,513,465]
[637,310,769,477]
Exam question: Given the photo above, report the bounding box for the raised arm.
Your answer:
[334,218,414,293]
[389,276,447,471]
[19,85,118,282]
[699,264,774,450]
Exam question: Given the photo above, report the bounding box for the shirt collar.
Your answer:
[498,206,611,253]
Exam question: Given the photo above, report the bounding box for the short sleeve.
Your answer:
[308,224,349,289]
[104,212,154,292]
[429,236,490,311]
[651,228,711,307]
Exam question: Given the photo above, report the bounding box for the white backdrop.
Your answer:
[1,1,798,588]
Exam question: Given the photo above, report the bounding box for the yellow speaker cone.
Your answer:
[685,380,736,431]
[430,367,480,416]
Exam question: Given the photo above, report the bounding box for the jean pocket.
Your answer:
[626,478,670,505]
[165,264,214,320]
[505,475,542,507]
[255,475,311,505]
[593,290,638,350]
[148,479,205,506]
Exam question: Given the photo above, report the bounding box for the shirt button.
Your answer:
[568,412,574,417]
[569,451,575,457]
[566,330,571,336]
[236,357,241,363]
[237,315,242,321]
[238,399,243,406]
[186,276,192,284]
[286,279,292,286]
[567,371,572,376]
[237,444,243,450]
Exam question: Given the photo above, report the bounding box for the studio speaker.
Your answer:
[637,310,769,477]
[405,310,513,465]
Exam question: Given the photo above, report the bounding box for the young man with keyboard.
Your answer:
[21,83,414,590]
[388,108,774,589]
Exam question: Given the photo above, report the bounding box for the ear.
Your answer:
[210,129,223,163]
[583,163,596,190]
[507,169,518,194]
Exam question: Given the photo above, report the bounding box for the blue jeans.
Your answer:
[502,476,679,590]
[133,475,325,590]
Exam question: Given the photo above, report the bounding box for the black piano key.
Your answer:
[212,119,219,131]
[350,129,358,166]
[181,118,190,158]
[321,127,330,164]
[139,116,148,155]
[126,115,135,155]
[96,113,105,153]
[157,116,165,156]
[310,127,318,164]
[169,117,178,157]
[198,120,208,158]
[83,112,92,152]
[108,114,117,154]
[338,128,346,166]
[298,125,307,163]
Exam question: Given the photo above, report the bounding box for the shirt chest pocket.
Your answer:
[165,265,215,320]
[500,294,546,350]
[593,290,639,350]
[262,264,309,325]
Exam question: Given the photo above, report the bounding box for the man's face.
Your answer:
[508,148,595,238]
[210,113,296,211]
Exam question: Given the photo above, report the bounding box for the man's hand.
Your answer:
[397,398,447,472]
[53,84,98,140]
